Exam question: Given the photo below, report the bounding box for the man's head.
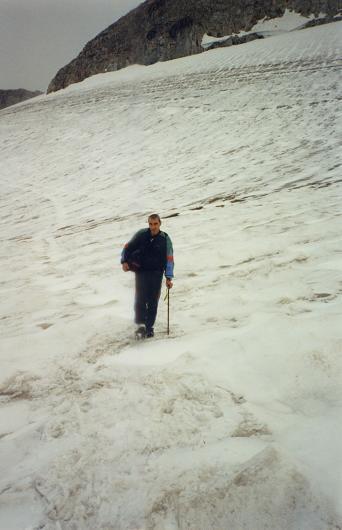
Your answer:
[148,214,161,236]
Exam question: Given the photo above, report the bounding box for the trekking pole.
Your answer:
[167,287,170,335]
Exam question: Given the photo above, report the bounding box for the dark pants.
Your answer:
[135,270,163,330]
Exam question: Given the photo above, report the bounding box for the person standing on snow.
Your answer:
[121,214,174,338]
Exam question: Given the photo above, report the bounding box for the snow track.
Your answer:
[0,21,342,530]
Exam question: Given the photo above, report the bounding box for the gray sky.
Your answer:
[0,0,142,91]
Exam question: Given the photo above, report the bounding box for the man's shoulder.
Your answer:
[159,230,169,239]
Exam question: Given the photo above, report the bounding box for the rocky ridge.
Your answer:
[47,0,341,93]
[0,89,42,110]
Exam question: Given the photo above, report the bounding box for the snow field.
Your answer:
[0,21,342,530]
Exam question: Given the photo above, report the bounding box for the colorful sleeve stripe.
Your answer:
[121,243,129,263]
[165,261,174,278]
[165,235,174,278]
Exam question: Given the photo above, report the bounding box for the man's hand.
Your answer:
[166,278,173,289]
[122,262,130,272]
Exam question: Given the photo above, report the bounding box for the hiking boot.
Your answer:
[135,324,146,340]
[146,328,154,338]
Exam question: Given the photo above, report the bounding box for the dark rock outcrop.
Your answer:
[204,14,342,51]
[205,32,265,51]
[300,13,342,27]
[0,89,42,110]
[48,0,342,93]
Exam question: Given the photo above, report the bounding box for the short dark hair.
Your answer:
[148,214,161,222]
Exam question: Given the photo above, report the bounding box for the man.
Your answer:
[121,214,174,338]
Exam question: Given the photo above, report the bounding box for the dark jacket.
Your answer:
[121,228,174,278]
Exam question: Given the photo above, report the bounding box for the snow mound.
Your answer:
[147,447,339,530]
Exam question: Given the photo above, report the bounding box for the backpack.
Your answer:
[127,249,142,272]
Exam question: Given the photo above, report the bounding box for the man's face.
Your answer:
[148,217,161,236]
